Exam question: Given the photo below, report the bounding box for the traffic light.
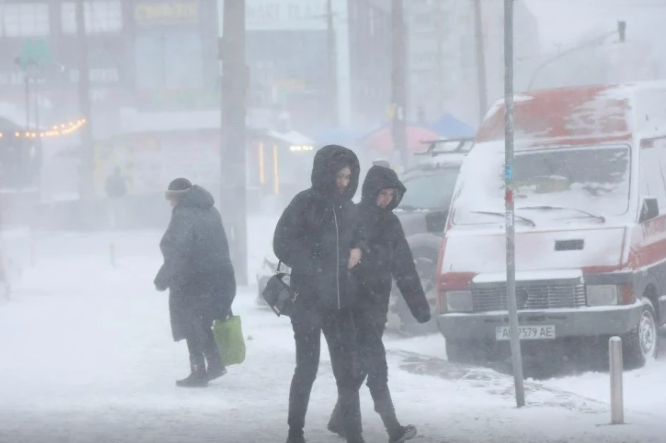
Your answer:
[618,21,626,43]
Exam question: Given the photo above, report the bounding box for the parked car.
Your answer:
[385,139,471,334]
[256,138,474,336]
[436,82,666,368]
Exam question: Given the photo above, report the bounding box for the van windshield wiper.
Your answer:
[518,205,605,223]
[469,210,536,227]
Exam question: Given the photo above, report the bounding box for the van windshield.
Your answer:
[452,144,631,226]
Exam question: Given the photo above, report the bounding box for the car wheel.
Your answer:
[392,251,438,336]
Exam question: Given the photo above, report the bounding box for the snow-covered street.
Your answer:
[1,226,666,443]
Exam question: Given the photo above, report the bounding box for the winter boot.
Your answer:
[285,428,306,443]
[204,342,226,381]
[388,425,417,443]
[207,365,227,381]
[327,401,346,438]
[176,353,208,388]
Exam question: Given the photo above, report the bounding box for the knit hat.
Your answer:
[165,177,192,200]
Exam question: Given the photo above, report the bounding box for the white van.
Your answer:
[436,82,666,368]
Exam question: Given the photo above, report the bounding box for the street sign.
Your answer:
[18,38,52,68]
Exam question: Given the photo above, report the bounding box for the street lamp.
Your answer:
[13,57,42,190]
[12,58,64,190]
[527,21,628,90]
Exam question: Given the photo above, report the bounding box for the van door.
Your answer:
[636,139,666,313]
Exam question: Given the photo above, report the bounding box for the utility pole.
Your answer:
[326,0,338,126]
[434,0,445,113]
[220,0,248,285]
[473,0,488,124]
[503,0,525,408]
[24,74,30,133]
[76,0,94,199]
[391,0,408,169]
[34,68,43,179]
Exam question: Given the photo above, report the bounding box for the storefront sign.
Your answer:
[245,0,327,30]
[134,2,199,25]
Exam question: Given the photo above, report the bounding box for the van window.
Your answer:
[639,141,666,213]
[452,143,631,225]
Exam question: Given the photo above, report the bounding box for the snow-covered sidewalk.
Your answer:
[1,229,665,442]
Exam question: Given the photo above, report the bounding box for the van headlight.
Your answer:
[446,290,473,312]
[587,285,618,306]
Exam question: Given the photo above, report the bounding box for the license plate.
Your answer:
[495,325,556,341]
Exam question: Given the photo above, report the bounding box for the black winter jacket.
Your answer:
[354,165,431,323]
[273,145,364,310]
[155,185,236,341]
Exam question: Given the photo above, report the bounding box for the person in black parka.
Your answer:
[327,165,431,443]
[154,178,236,388]
[273,145,366,443]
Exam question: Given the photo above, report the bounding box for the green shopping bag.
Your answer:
[213,315,246,366]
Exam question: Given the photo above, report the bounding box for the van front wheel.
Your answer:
[622,299,658,369]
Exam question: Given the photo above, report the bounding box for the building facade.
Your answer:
[222,0,392,136]
[404,0,541,127]
[0,0,219,140]
[347,0,391,128]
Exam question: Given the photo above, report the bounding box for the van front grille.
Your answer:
[470,281,586,312]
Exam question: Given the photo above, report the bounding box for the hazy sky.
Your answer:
[524,0,663,50]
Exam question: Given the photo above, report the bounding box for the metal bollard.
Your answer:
[609,336,624,424]
[109,243,116,267]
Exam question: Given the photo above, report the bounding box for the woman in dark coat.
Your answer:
[154,178,236,388]
[273,144,366,443]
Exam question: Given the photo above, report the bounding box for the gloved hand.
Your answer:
[154,265,168,292]
[415,309,432,324]
[154,278,168,292]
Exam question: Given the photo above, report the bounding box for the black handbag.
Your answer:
[261,261,299,317]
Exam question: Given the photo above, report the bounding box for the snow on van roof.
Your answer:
[476,82,666,147]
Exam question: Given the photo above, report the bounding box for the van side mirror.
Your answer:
[425,210,447,233]
[640,197,659,223]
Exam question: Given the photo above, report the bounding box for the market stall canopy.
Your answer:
[427,112,476,138]
[361,125,440,155]
[0,102,48,131]
[119,108,221,133]
[266,129,313,146]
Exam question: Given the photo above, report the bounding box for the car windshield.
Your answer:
[452,143,631,226]
[399,168,460,211]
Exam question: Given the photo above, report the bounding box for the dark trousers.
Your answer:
[333,310,401,436]
[185,318,222,372]
[288,303,363,441]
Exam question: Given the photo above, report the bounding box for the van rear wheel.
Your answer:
[622,299,658,369]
